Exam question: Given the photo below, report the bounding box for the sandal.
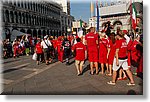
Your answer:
[117,77,123,80]
[127,82,135,86]
[106,74,112,76]
[107,81,116,85]
[122,77,127,80]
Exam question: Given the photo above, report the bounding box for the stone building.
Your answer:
[89,0,143,33]
[1,0,62,41]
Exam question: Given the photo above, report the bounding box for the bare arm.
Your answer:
[85,40,87,46]
[115,49,119,66]
[107,48,110,59]
[96,40,98,45]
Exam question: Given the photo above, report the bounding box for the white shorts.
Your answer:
[113,58,128,71]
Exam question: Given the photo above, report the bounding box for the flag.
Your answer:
[80,19,82,28]
[90,1,94,17]
[130,0,137,30]
[96,0,99,32]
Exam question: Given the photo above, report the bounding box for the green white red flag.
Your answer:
[131,0,137,30]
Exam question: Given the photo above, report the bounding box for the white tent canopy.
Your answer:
[11,30,29,41]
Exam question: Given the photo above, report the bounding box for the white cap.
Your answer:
[44,35,48,39]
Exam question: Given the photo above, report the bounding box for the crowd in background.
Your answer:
[2,25,143,85]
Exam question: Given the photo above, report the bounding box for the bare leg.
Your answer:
[94,62,99,74]
[109,64,112,75]
[90,62,94,74]
[106,64,112,76]
[125,69,135,83]
[79,61,84,74]
[122,70,127,78]
[106,63,109,73]
[118,69,123,79]
[100,63,104,74]
[75,60,80,75]
[112,70,117,83]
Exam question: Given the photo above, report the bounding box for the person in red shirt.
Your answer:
[56,37,64,62]
[72,38,86,76]
[35,38,43,65]
[107,32,116,76]
[12,39,19,58]
[130,35,141,63]
[107,31,135,86]
[99,32,109,74]
[85,27,99,75]
[129,35,142,75]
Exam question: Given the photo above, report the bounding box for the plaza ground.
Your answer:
[1,56,143,95]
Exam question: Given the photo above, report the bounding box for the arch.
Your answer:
[2,9,5,22]
[43,30,46,37]
[27,29,32,35]
[4,28,11,40]
[22,13,25,24]
[26,13,28,25]
[47,30,50,36]
[10,11,14,23]
[27,2,29,9]
[5,10,9,22]
[12,28,19,32]
[42,17,44,26]
[39,17,41,26]
[32,3,35,11]
[24,2,27,9]
[17,1,20,7]
[113,20,122,26]
[29,15,31,25]
[33,29,37,37]
[21,1,24,8]
[36,16,38,25]
[38,30,41,38]
[33,16,35,25]
[18,12,22,24]
[20,29,25,33]
[14,11,18,23]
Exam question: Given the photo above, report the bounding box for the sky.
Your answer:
[70,0,111,23]
[70,1,91,23]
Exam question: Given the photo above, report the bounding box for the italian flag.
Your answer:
[131,0,137,30]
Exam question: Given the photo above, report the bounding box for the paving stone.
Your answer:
[2,56,143,95]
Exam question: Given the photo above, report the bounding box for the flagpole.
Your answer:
[96,0,100,32]
[130,0,134,39]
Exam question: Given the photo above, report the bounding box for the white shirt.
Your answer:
[41,39,52,49]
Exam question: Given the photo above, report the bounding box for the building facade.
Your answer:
[89,0,143,33]
[2,0,63,41]
[55,0,74,35]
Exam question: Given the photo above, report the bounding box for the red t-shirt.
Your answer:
[116,39,128,58]
[36,43,43,54]
[99,38,109,52]
[85,32,98,48]
[72,42,86,61]
[130,40,139,61]
[56,40,63,52]
[108,38,113,48]
[51,40,57,49]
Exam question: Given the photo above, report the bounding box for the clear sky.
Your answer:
[70,0,119,23]
[70,1,93,23]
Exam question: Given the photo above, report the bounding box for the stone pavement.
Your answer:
[1,56,143,95]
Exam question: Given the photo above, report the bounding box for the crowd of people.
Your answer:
[2,35,36,59]
[2,26,143,86]
[72,27,143,86]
